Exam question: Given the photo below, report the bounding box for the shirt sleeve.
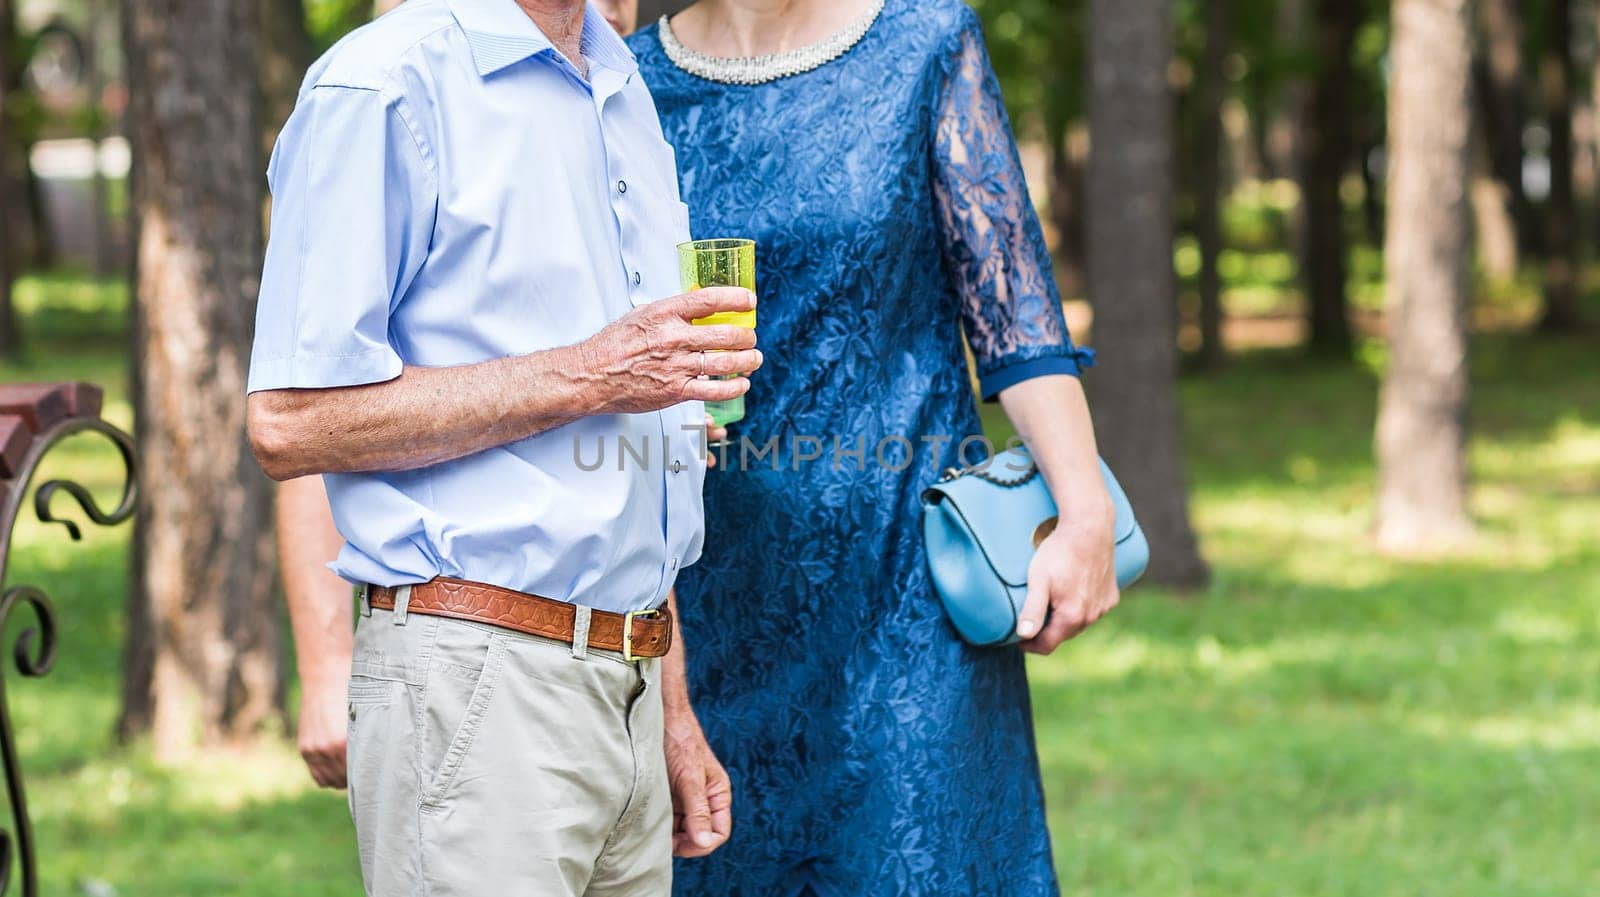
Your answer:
[247,83,438,394]
[931,15,1095,402]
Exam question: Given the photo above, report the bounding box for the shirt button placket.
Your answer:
[610,152,646,306]
[597,93,643,309]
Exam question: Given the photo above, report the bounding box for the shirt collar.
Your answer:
[446,0,637,78]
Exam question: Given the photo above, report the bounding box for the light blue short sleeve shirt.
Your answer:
[248,0,705,613]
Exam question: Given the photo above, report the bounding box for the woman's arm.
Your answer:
[999,376,1120,654]
[928,11,1120,652]
[277,476,355,788]
[660,589,733,857]
[930,13,1093,402]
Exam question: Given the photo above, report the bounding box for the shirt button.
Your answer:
[618,180,628,194]
[671,460,684,474]
[633,271,642,286]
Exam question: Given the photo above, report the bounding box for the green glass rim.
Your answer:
[678,238,756,253]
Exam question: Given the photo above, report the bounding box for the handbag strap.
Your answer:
[937,461,1040,489]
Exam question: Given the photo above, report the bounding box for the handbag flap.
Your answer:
[922,448,1140,589]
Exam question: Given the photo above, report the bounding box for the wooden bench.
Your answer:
[0,382,106,481]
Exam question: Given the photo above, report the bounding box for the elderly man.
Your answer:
[247,0,749,893]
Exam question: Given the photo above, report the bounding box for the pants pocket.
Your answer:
[418,628,509,811]
[345,670,406,888]
[347,674,395,707]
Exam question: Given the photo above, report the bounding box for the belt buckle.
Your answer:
[621,609,660,662]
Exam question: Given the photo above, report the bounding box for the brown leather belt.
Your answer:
[366,577,672,660]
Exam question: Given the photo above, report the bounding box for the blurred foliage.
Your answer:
[969,0,1080,141]
[10,268,127,340]
[6,25,51,143]
[305,0,372,53]
[971,0,1393,188]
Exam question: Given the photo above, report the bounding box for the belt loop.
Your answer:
[570,605,592,660]
[393,585,412,625]
[358,584,372,618]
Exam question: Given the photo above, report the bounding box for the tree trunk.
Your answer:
[1356,136,1383,246]
[1265,0,1308,182]
[120,0,282,755]
[1538,0,1580,331]
[0,3,53,273]
[86,6,116,279]
[1194,0,1229,370]
[1470,123,1519,282]
[20,165,52,269]
[1474,0,1531,257]
[1086,0,1209,588]
[0,0,14,359]
[1046,128,1087,298]
[1375,0,1475,556]
[1300,0,1358,356]
[259,0,314,160]
[1594,7,1600,262]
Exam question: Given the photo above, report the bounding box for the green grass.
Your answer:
[995,336,1600,897]
[4,273,1599,895]
[10,271,130,344]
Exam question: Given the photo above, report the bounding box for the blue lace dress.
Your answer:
[631,3,1094,893]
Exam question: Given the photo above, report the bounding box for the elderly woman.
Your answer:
[629,1,1119,894]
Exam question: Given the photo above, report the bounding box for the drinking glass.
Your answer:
[678,238,757,428]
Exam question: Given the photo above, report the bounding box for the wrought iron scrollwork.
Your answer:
[31,423,138,542]
[0,416,138,897]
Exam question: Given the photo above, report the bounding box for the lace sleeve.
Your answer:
[932,18,1094,400]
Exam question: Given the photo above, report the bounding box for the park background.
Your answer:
[0,0,1597,894]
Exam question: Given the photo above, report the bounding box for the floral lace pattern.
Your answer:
[932,22,1088,391]
[632,2,1079,894]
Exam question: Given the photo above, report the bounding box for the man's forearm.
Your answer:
[278,476,356,690]
[249,345,594,480]
[248,287,763,482]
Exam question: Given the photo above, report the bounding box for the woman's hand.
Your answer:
[1015,500,1120,655]
[704,414,729,469]
[996,374,1120,654]
[295,668,351,788]
[658,590,730,856]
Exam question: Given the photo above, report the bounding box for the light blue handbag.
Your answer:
[921,446,1149,646]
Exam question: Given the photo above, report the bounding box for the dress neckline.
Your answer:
[656,0,886,86]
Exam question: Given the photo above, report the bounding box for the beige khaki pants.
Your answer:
[345,605,671,896]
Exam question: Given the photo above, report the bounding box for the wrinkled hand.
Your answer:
[578,288,762,415]
[664,707,732,857]
[1016,503,1120,654]
[297,671,350,789]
